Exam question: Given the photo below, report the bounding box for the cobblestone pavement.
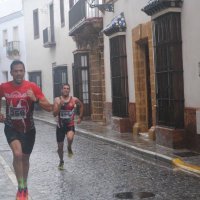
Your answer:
[0,121,200,200]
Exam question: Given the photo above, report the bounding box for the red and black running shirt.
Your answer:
[0,80,44,133]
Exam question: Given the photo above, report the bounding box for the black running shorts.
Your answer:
[4,125,36,154]
[56,126,75,143]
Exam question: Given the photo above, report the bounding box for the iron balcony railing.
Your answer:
[6,41,20,58]
[69,0,102,34]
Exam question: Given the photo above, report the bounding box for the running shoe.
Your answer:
[67,147,73,158]
[16,189,22,200]
[58,160,64,170]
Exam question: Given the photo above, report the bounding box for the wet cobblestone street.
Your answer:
[0,120,200,200]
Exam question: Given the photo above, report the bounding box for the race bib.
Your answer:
[60,110,74,119]
[9,107,26,119]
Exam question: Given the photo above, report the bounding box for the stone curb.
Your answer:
[34,117,200,176]
[172,158,200,175]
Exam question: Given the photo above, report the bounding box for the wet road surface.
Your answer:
[0,120,200,200]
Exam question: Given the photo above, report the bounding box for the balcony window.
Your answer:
[6,41,20,58]
[69,0,102,35]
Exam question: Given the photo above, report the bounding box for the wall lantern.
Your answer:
[87,0,114,12]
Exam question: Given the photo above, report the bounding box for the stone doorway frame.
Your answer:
[132,22,156,139]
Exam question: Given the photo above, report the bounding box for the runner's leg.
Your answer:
[67,130,74,150]
[66,130,75,158]
[22,153,30,188]
[9,140,24,188]
[57,142,64,161]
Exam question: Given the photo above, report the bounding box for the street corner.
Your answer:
[172,158,200,175]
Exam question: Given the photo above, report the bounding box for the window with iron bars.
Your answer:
[154,13,184,128]
[110,35,129,117]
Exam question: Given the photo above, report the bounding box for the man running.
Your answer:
[53,83,83,170]
[0,60,52,200]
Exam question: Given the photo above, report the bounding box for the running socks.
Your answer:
[18,178,27,190]
[17,178,28,200]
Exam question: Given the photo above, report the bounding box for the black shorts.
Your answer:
[56,126,75,143]
[4,126,36,154]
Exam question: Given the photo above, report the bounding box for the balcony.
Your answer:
[142,0,183,16]
[43,27,56,48]
[6,41,20,59]
[69,0,103,37]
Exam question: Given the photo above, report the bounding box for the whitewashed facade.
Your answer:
[103,0,150,103]
[0,0,27,82]
[102,0,200,151]
[181,1,200,108]
[23,0,76,102]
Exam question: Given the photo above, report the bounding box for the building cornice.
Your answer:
[0,11,23,24]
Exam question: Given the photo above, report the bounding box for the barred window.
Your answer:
[154,13,184,128]
[110,35,129,117]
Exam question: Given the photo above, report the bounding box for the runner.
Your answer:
[0,60,52,200]
[53,83,83,170]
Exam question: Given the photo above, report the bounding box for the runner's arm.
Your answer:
[0,85,5,122]
[75,98,84,123]
[0,97,5,122]
[38,97,53,112]
[28,84,53,112]
[53,98,61,117]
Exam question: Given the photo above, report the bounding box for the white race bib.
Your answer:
[9,107,26,119]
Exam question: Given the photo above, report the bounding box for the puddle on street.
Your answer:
[114,192,134,199]
[137,192,155,198]
[114,191,155,199]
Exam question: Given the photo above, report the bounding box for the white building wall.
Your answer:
[0,0,22,16]
[103,0,150,102]
[23,0,75,102]
[0,0,27,82]
[182,1,200,108]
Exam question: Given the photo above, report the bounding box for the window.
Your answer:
[110,35,129,117]
[13,26,19,41]
[33,9,39,39]
[154,13,184,128]
[29,71,42,89]
[73,53,91,117]
[53,66,68,98]
[2,30,7,47]
[49,3,55,42]
[60,0,65,27]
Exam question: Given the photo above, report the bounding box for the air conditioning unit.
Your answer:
[43,27,56,48]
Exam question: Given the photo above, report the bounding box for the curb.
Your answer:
[172,158,200,175]
[34,116,200,176]
[75,127,173,165]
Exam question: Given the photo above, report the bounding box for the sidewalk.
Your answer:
[34,110,200,176]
